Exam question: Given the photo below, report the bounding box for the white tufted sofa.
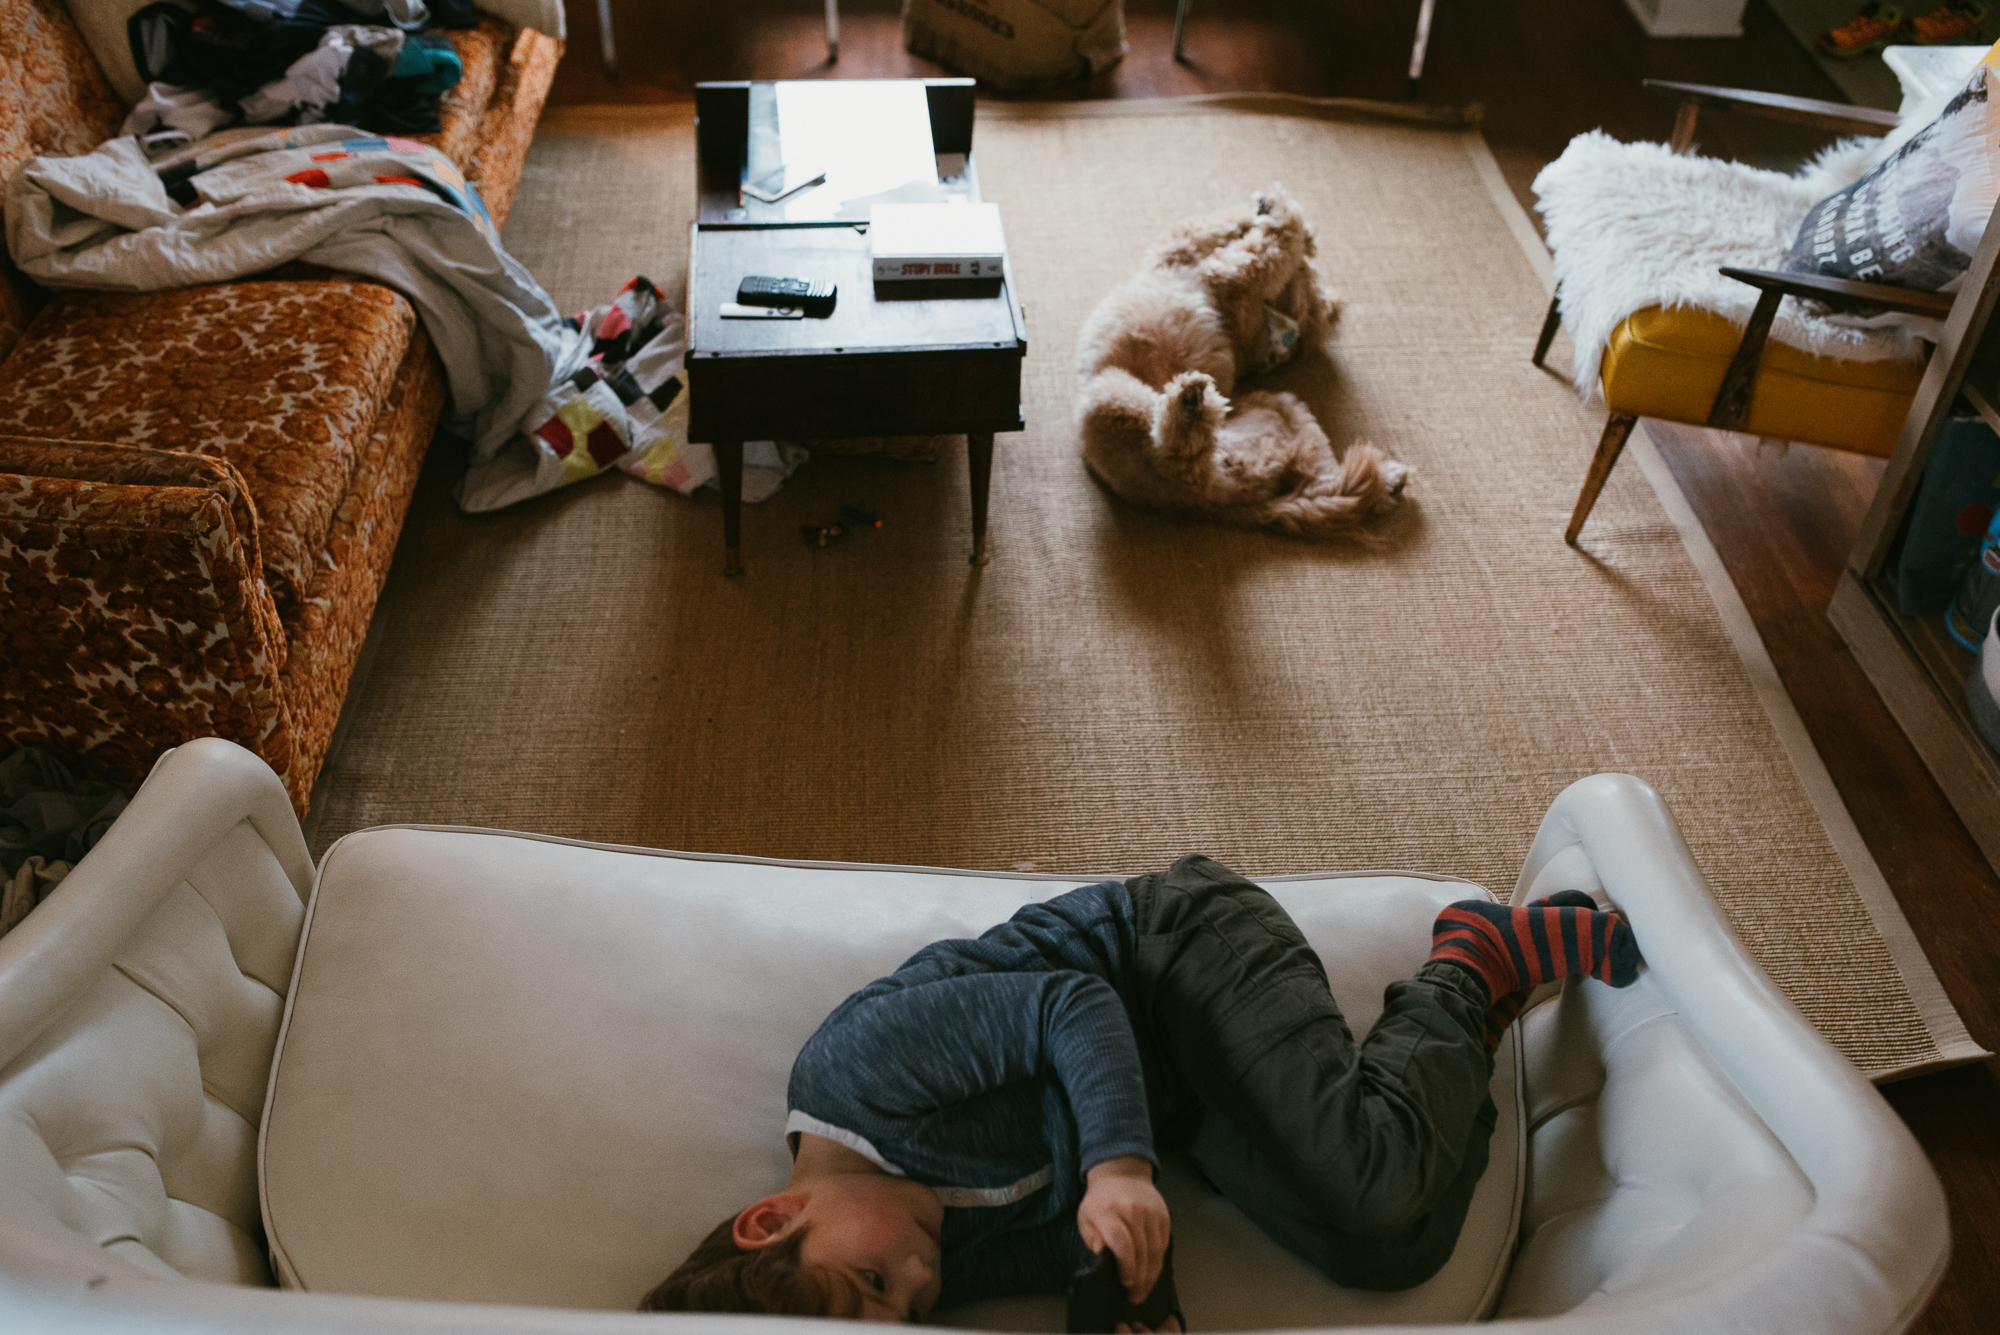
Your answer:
[0,739,1950,1333]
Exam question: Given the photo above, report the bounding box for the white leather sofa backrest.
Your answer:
[0,740,312,1291]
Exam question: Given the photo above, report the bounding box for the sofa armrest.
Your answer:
[468,24,565,231]
[1509,773,1951,1335]
[0,438,297,795]
[0,737,310,1071]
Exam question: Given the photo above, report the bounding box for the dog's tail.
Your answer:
[1224,438,1408,539]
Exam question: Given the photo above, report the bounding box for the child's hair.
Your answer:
[640,1214,861,1316]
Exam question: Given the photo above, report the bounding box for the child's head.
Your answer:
[643,1174,944,1323]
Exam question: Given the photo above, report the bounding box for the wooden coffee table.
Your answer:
[684,79,1026,576]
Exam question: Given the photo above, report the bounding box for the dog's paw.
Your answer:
[1167,371,1219,423]
[1382,458,1412,496]
[1156,372,1226,459]
[1178,379,1208,420]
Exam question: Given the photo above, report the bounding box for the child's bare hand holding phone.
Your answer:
[1077,1156,1171,1306]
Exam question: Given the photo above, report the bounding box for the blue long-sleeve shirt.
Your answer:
[786,880,1190,1305]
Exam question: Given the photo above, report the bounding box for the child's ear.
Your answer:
[733,1193,806,1250]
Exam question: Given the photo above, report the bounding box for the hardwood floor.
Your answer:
[545,4,1999,1327]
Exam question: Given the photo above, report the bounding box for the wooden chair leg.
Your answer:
[1670,100,1700,154]
[1533,290,1562,367]
[1566,412,1639,546]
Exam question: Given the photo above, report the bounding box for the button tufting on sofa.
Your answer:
[0,739,1955,1334]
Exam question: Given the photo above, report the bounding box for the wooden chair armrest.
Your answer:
[1644,80,1900,138]
[1702,267,1948,433]
[1717,266,1956,319]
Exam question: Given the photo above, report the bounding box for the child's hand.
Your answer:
[1077,1156,1171,1305]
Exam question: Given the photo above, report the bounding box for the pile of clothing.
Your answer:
[123,0,479,151]
[0,748,130,940]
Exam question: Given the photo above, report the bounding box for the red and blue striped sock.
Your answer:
[1474,891,1602,1047]
[1430,894,1640,1016]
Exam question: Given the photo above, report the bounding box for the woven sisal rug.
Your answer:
[306,96,1982,1081]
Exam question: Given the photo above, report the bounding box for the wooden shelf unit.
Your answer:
[1833,200,2000,873]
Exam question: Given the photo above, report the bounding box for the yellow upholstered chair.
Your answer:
[1539,81,1955,545]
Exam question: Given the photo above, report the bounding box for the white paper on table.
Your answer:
[833,177,973,221]
[772,81,939,221]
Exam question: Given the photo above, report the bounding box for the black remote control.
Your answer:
[737,275,837,316]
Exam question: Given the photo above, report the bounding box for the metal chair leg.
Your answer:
[1533,291,1562,368]
[1173,0,1190,62]
[1566,412,1639,546]
[826,0,839,62]
[1408,0,1436,98]
[596,0,616,76]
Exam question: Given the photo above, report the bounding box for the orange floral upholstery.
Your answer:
[0,1,561,814]
[280,331,446,797]
[470,26,564,232]
[0,0,122,181]
[0,0,125,362]
[0,439,297,790]
[0,282,416,627]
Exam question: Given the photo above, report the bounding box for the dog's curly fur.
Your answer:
[1073,184,1408,538]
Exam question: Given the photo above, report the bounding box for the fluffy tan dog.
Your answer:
[1073,184,1408,537]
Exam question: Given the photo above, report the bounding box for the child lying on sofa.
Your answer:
[642,855,1639,1327]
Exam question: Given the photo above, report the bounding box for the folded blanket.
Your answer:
[4,125,589,461]
[458,276,807,511]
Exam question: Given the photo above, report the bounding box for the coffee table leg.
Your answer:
[968,431,994,567]
[716,440,744,577]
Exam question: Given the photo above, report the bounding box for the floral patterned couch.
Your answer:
[0,0,562,814]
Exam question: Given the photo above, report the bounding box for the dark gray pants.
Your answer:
[1126,855,1496,1291]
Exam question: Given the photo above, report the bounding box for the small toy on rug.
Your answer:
[1073,184,1409,540]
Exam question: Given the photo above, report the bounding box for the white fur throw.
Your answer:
[1532,132,1933,398]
